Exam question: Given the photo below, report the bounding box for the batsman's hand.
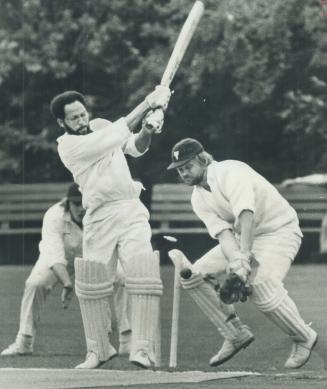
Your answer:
[219,273,252,304]
[142,109,165,134]
[61,283,74,309]
[145,85,171,110]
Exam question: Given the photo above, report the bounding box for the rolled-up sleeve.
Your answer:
[38,207,67,269]
[122,133,148,157]
[220,163,256,219]
[191,192,233,239]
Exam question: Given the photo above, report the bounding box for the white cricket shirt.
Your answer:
[57,118,145,222]
[38,201,82,274]
[191,160,302,239]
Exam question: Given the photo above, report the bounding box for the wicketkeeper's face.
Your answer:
[177,158,205,186]
[61,101,90,135]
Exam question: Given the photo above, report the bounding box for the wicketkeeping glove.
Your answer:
[219,273,252,304]
[219,251,254,304]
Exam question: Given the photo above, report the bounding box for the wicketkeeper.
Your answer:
[168,138,317,369]
[51,86,170,368]
[1,183,131,357]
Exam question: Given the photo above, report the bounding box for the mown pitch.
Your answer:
[0,263,326,388]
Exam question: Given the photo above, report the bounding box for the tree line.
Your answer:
[0,0,326,184]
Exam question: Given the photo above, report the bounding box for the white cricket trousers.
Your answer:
[17,259,129,338]
[192,222,302,284]
[83,198,153,280]
[18,259,58,337]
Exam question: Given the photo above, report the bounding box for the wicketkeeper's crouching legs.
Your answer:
[181,271,254,366]
[250,278,317,368]
[74,258,117,369]
[126,251,163,368]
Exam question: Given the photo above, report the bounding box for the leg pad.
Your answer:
[251,279,312,342]
[75,258,115,361]
[181,272,239,340]
[125,252,163,365]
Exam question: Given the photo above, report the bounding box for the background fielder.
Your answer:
[168,138,318,369]
[1,183,131,357]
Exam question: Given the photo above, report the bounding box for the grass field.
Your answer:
[0,264,326,388]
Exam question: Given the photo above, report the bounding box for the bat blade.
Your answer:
[160,1,204,87]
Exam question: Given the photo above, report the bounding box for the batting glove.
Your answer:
[142,109,165,134]
[145,85,171,110]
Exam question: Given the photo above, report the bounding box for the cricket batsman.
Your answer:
[168,138,318,369]
[50,86,170,368]
[1,183,131,357]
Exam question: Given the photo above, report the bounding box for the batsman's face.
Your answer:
[59,101,90,135]
[177,159,205,186]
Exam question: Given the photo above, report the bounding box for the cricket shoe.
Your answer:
[130,349,152,369]
[75,345,117,369]
[1,335,33,356]
[209,325,255,366]
[284,328,318,369]
[119,331,132,356]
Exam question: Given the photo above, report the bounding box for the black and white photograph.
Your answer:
[0,1,326,388]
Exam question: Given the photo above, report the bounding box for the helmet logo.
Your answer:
[173,151,180,160]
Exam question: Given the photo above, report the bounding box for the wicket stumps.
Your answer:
[168,249,193,368]
[154,250,161,367]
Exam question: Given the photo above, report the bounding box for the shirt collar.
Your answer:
[56,133,66,143]
[206,162,215,184]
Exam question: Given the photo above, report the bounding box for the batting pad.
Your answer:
[75,258,115,361]
[251,279,312,342]
[126,251,163,363]
[181,272,239,340]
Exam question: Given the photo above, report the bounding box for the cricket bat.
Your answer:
[150,1,204,133]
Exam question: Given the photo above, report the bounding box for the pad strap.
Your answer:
[126,277,163,296]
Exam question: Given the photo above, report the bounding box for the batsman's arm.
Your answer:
[133,110,165,153]
[125,100,151,131]
[134,126,153,154]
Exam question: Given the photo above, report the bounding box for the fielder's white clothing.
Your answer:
[181,160,315,367]
[17,201,129,338]
[190,161,303,283]
[57,118,153,270]
[19,201,82,336]
[193,224,301,283]
[192,161,302,239]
